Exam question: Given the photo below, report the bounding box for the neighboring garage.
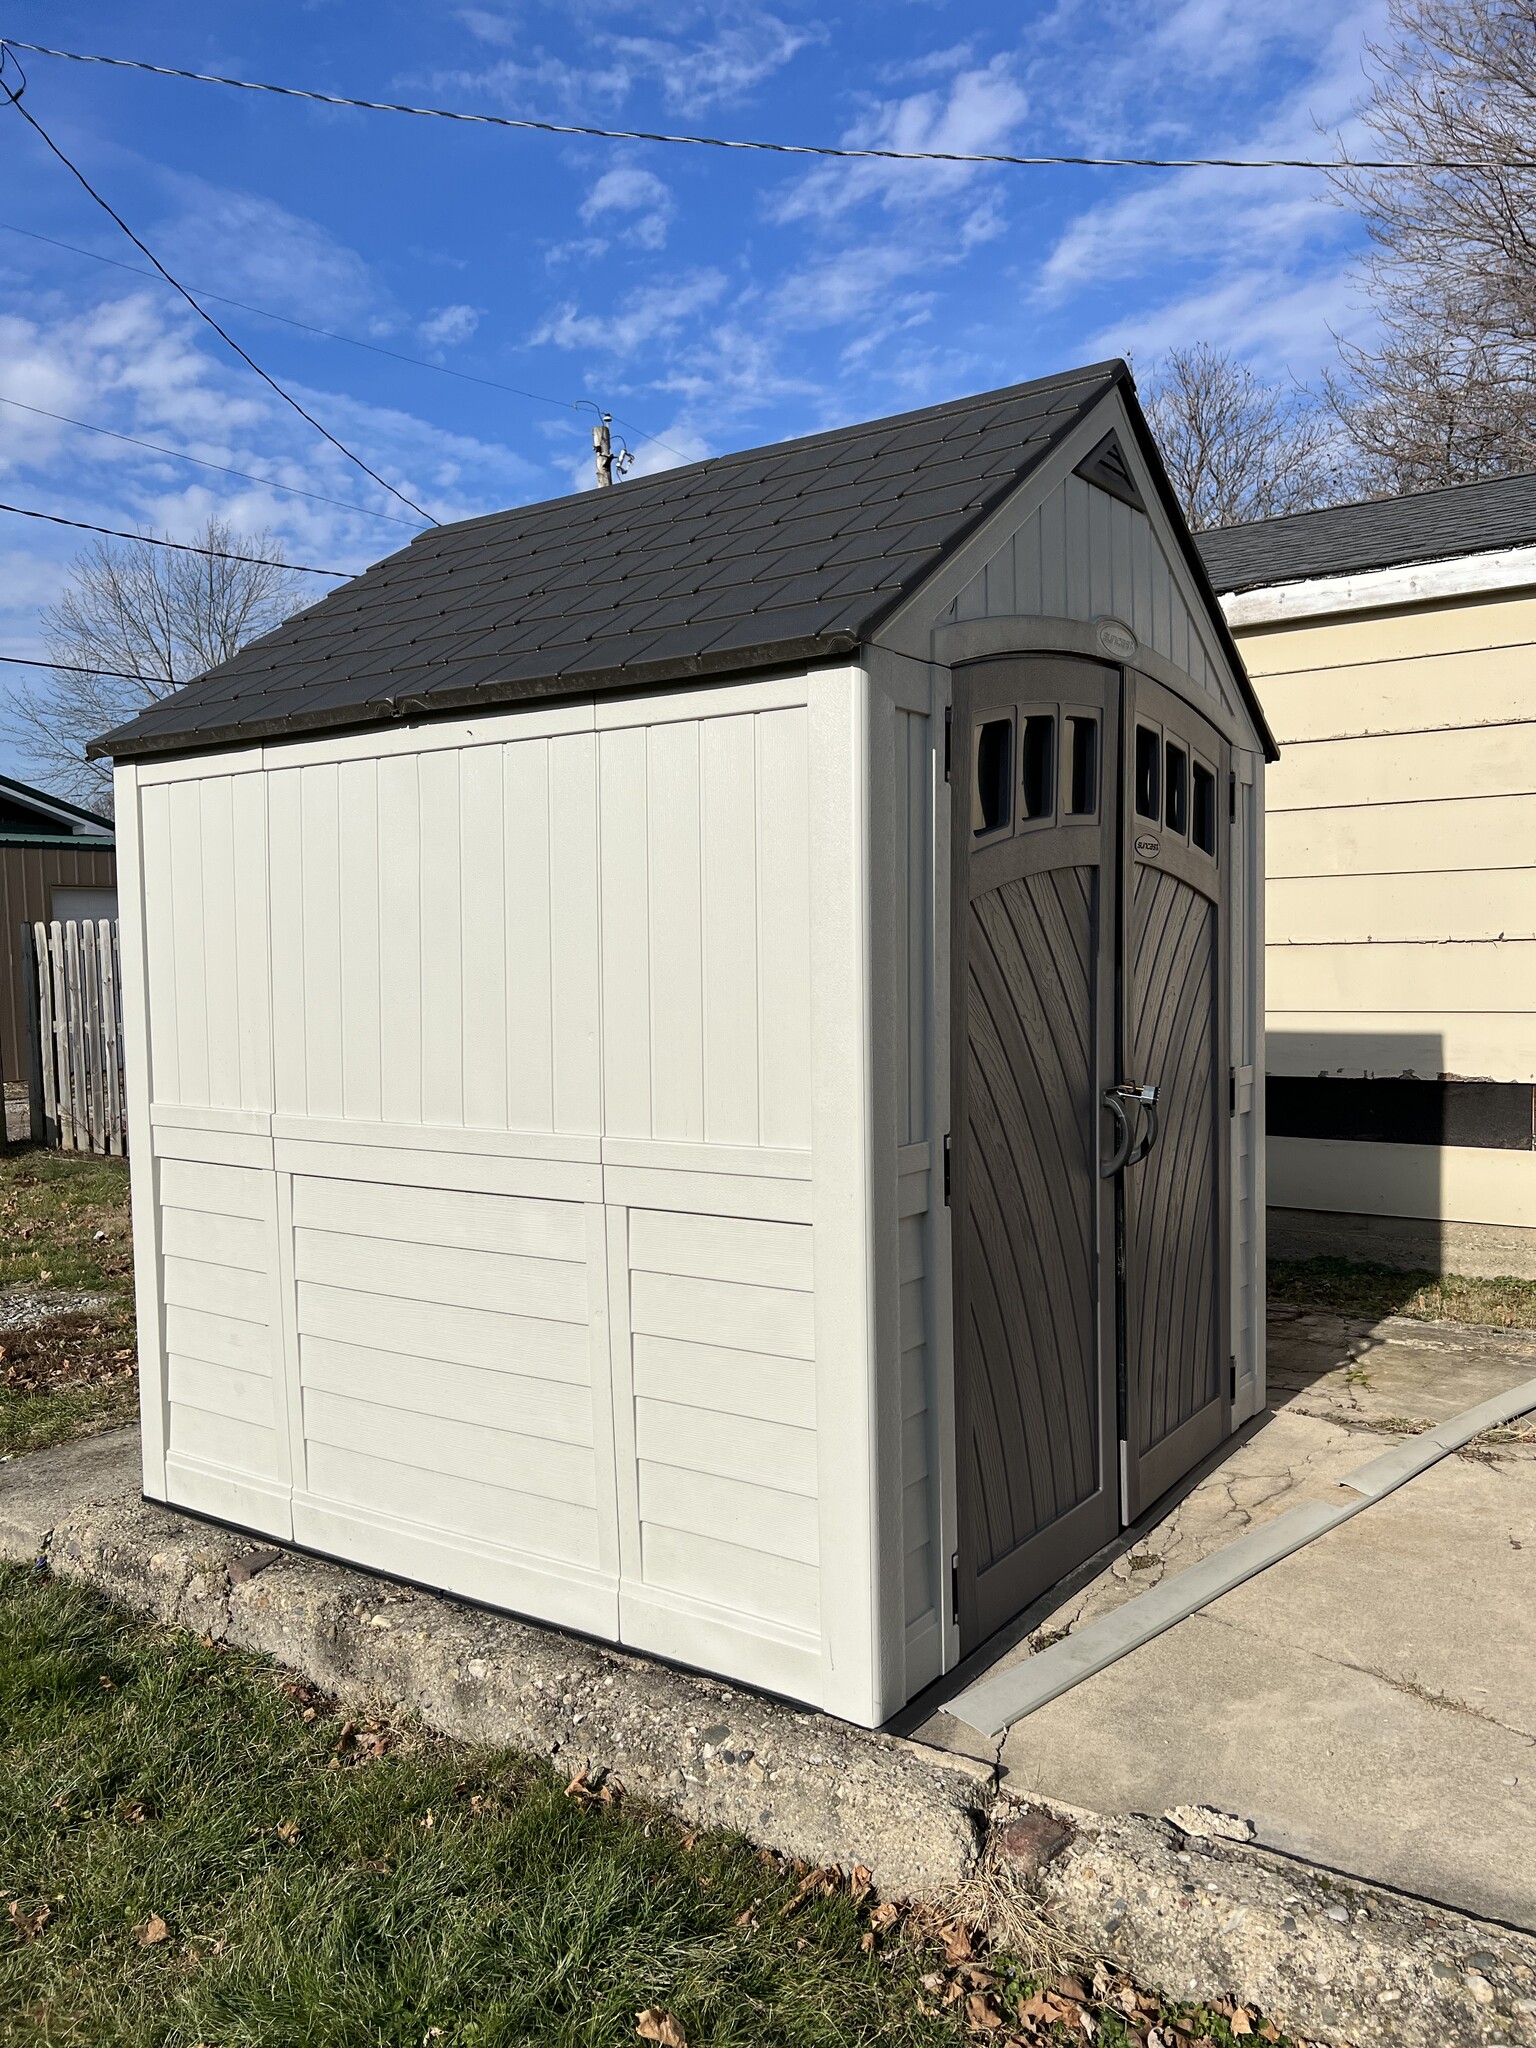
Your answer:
[1200,476,1536,1279]
[0,770,116,1088]
[98,362,1274,1727]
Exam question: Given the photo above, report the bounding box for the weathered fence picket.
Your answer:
[18,920,128,1154]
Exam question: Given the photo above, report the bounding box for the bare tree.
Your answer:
[1329,0,1536,489]
[1141,346,1342,530]
[3,519,304,812]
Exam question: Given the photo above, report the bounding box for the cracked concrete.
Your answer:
[916,1309,1536,1934]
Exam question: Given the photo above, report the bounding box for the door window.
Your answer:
[1164,742,1189,837]
[1020,713,1056,823]
[973,715,1014,838]
[1065,715,1099,817]
[1134,725,1161,820]
[1191,759,1218,856]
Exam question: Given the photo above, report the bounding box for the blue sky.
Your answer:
[0,0,1388,783]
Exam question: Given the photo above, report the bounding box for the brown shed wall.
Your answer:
[0,842,117,1087]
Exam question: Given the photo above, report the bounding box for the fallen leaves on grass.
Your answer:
[135,1913,169,1946]
[9,1901,50,1943]
[635,2008,687,2045]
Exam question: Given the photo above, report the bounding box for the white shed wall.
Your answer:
[123,666,888,1719]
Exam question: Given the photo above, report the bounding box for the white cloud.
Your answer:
[532,270,728,355]
[154,180,382,326]
[419,303,481,349]
[580,165,674,250]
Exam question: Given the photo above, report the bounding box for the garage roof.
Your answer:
[1197,469,1536,594]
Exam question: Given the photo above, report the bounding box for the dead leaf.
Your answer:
[635,2009,687,2045]
[119,1801,147,1824]
[860,1930,875,1953]
[9,1901,50,1943]
[679,1830,700,1851]
[419,1810,435,1832]
[1019,1992,1056,2024]
[1057,1976,1090,2002]
[849,1863,873,1903]
[334,1720,357,1754]
[966,1991,1003,2030]
[921,1973,946,1993]
[136,1913,170,1946]
[869,1901,900,1932]
[275,1820,301,1846]
[565,1767,591,1800]
[1230,2011,1253,2038]
[1259,2026,1281,2043]
[943,1922,974,1965]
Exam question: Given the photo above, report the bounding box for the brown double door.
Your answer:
[950,654,1229,1653]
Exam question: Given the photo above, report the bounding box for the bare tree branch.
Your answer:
[1141,346,1344,530]
[1,519,304,812]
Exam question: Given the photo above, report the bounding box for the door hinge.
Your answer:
[950,1553,960,1628]
[943,1132,951,1204]
[1229,1065,1237,1117]
[943,704,952,782]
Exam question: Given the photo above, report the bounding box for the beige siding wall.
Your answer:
[1234,586,1536,1228]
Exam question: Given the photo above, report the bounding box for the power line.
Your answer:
[2,37,1526,171]
[0,499,350,574]
[0,220,688,464]
[0,649,193,686]
[2,81,438,523]
[0,393,424,526]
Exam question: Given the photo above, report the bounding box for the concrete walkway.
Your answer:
[915,1309,1536,1933]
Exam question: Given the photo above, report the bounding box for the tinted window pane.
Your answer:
[1134,725,1160,820]
[1067,715,1098,815]
[1192,762,1217,855]
[974,717,1012,836]
[1021,714,1055,820]
[1165,742,1188,836]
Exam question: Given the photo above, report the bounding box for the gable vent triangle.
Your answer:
[1073,431,1145,513]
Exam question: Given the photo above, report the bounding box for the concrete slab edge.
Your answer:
[948,1374,1536,1740]
[7,1432,1536,2047]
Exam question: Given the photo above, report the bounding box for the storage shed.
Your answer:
[98,361,1276,1728]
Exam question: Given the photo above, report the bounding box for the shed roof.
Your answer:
[1197,469,1536,594]
[97,360,1262,761]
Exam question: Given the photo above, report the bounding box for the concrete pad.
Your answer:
[919,1314,1536,1932]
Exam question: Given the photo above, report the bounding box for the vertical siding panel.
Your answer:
[955,567,985,621]
[1109,497,1134,623]
[1015,506,1043,617]
[757,707,812,1149]
[905,713,928,1144]
[1064,474,1092,622]
[377,752,422,1126]
[1039,480,1067,617]
[1087,479,1113,618]
[1129,508,1153,645]
[230,772,272,1113]
[459,743,506,1129]
[503,738,554,1131]
[701,714,759,1145]
[892,718,912,1147]
[646,720,705,1142]
[139,784,179,1104]
[300,763,343,1119]
[267,767,306,1115]
[418,748,464,1126]
[167,781,209,1106]
[338,758,382,1123]
[1149,544,1173,664]
[984,536,1015,616]
[549,732,602,1133]
[599,725,653,1137]
[197,778,241,1108]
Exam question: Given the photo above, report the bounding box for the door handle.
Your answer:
[1100,1082,1159,1177]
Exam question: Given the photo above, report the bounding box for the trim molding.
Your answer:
[1221,543,1536,627]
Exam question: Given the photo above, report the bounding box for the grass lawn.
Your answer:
[0,1149,137,1458]
[1267,1256,1536,1330]
[0,1569,1283,2048]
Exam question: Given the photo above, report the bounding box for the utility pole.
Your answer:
[593,413,614,488]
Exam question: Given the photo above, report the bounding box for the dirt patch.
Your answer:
[1,1308,136,1397]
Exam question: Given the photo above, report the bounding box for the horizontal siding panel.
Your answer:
[628,1270,815,1358]
[1268,795,1536,878]
[166,1354,274,1428]
[634,1396,816,1496]
[899,1214,924,1285]
[630,1334,815,1429]
[291,1176,586,1261]
[1235,592,1536,675]
[305,1440,599,1566]
[901,1410,929,1484]
[303,1389,598,1508]
[293,1228,588,1322]
[640,1523,818,1634]
[158,1157,268,1220]
[1265,1014,1536,1084]
[300,1334,592,1445]
[1268,870,1536,945]
[902,1342,926,1419]
[164,1302,273,1374]
[1267,940,1535,1014]
[903,1539,934,1625]
[167,1401,279,1477]
[627,1208,813,1290]
[1267,725,1536,812]
[636,1460,819,1564]
[1268,1135,1536,1229]
[297,1281,591,1382]
[1252,650,1536,744]
[160,1207,268,1274]
[162,1255,267,1325]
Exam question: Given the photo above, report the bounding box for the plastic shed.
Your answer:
[97,361,1276,1729]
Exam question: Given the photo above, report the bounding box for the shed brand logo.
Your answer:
[1134,832,1161,859]
[1096,618,1137,660]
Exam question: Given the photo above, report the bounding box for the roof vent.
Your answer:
[1074,432,1145,513]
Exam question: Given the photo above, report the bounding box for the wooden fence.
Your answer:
[19,920,128,1154]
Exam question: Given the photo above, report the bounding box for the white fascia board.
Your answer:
[1221,543,1536,628]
